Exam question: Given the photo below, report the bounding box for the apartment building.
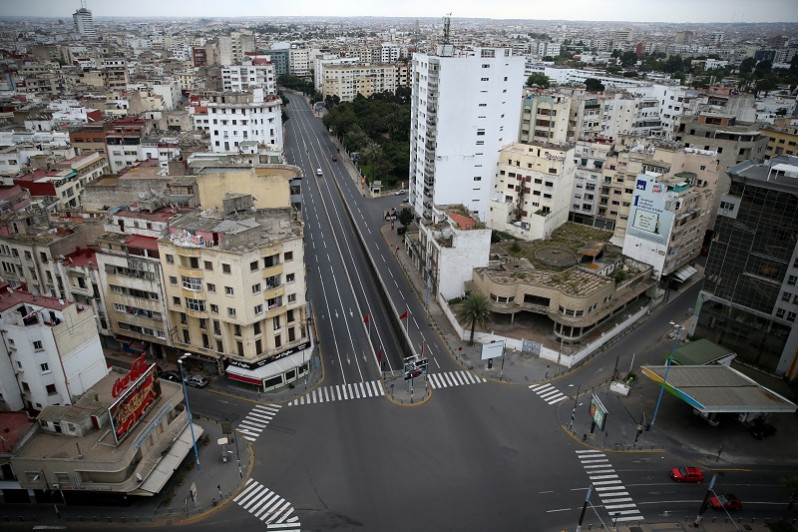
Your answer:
[489,141,575,241]
[519,91,570,145]
[321,64,398,102]
[69,124,108,164]
[201,90,283,154]
[764,125,798,158]
[409,46,524,223]
[314,57,359,93]
[13,153,107,212]
[72,6,97,41]
[571,139,613,227]
[692,156,798,379]
[105,117,150,172]
[622,149,720,281]
[221,60,276,94]
[288,47,311,79]
[0,285,108,413]
[159,167,310,390]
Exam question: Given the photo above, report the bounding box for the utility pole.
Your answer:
[694,473,717,527]
[575,485,592,532]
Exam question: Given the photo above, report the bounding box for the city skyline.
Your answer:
[1,0,797,24]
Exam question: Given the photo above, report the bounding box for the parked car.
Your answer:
[670,466,704,483]
[331,154,337,161]
[709,493,742,510]
[394,188,405,196]
[159,370,182,383]
[750,421,777,440]
[185,375,208,388]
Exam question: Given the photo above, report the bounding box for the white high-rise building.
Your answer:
[205,89,283,153]
[222,60,276,94]
[409,46,524,222]
[72,3,97,41]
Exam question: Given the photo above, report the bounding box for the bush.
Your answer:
[397,226,407,236]
[509,241,522,255]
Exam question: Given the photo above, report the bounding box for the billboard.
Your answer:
[481,341,504,361]
[589,394,608,431]
[108,363,161,445]
[626,174,674,247]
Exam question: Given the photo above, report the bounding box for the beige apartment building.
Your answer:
[489,141,575,241]
[159,167,309,390]
[519,91,570,145]
[321,64,398,102]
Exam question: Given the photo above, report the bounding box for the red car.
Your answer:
[670,466,704,483]
[709,494,742,510]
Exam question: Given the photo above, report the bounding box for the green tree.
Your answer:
[620,51,638,67]
[360,142,385,180]
[458,292,492,346]
[398,207,413,229]
[663,55,684,73]
[738,57,756,75]
[584,78,605,92]
[526,72,551,88]
[754,59,773,79]
[755,76,778,97]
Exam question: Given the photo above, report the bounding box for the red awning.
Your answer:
[226,372,262,386]
[125,235,159,251]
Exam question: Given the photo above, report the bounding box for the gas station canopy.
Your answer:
[641,364,797,414]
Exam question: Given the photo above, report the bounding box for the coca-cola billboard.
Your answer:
[108,361,161,445]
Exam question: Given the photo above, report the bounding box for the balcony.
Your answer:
[264,283,285,300]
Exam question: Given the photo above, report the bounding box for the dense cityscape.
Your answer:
[0,1,796,530]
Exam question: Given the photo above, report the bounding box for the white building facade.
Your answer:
[206,89,283,153]
[409,46,525,223]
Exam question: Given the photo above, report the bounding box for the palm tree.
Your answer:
[458,292,492,346]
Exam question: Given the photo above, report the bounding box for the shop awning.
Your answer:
[673,265,698,283]
[133,423,204,496]
[225,351,309,384]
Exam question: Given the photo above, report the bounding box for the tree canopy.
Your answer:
[526,72,551,88]
[322,91,411,186]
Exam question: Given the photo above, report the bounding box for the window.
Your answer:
[166,254,174,264]
[286,273,295,283]
[40,362,49,373]
[182,276,202,290]
[173,296,181,305]
[254,304,263,315]
[46,384,57,395]
[250,260,258,272]
[287,309,295,322]
[275,335,282,348]
[252,283,261,294]
[222,263,231,274]
[186,298,205,312]
[225,286,234,296]
[180,313,187,324]
[288,293,296,303]
[199,318,207,329]
[783,292,792,302]
[789,311,797,322]
[207,283,216,293]
[228,307,237,317]
[210,304,219,314]
[789,275,797,286]
[284,251,294,261]
[273,316,281,330]
[33,340,43,351]
[254,321,261,335]
[183,329,190,343]
[204,260,213,271]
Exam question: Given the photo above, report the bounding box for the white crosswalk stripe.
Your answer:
[237,404,282,442]
[575,450,643,524]
[235,478,301,530]
[287,380,385,406]
[528,382,569,405]
[427,371,486,390]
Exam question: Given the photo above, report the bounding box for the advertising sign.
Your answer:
[481,341,504,361]
[108,364,161,445]
[522,339,542,356]
[626,174,674,247]
[589,394,608,431]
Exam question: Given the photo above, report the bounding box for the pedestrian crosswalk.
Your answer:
[575,450,643,524]
[234,478,300,530]
[287,380,385,406]
[427,370,486,389]
[238,404,282,443]
[528,382,569,405]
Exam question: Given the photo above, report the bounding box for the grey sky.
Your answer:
[1,0,796,23]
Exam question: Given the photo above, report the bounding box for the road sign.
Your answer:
[417,358,428,375]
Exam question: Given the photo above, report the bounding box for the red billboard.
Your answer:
[108,364,161,445]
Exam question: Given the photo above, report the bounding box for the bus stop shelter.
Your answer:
[641,364,796,422]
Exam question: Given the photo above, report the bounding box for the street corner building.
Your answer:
[6,356,201,502]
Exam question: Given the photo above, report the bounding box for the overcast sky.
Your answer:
[1,0,796,23]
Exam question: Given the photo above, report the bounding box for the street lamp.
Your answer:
[649,322,681,431]
[178,352,200,471]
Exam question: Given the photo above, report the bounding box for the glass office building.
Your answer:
[693,156,798,378]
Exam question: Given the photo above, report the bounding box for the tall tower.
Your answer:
[73,2,97,41]
[408,32,524,222]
